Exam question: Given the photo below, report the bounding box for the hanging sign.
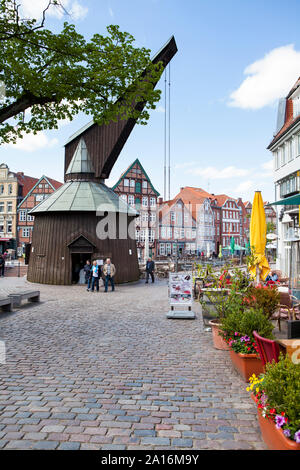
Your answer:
[169,272,193,306]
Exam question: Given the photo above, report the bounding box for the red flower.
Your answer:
[269,408,276,414]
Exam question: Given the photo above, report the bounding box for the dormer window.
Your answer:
[293,94,300,119]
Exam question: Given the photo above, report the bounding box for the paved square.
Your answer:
[0,277,266,450]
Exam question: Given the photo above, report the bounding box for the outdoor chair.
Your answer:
[253,331,280,367]
[270,291,300,331]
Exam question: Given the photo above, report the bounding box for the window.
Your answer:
[166,243,172,255]
[130,179,135,187]
[142,197,148,207]
[282,145,286,165]
[36,195,44,202]
[192,229,196,239]
[124,179,129,187]
[142,212,148,222]
[142,181,148,189]
[45,183,49,189]
[22,227,30,238]
[0,185,3,194]
[139,230,145,242]
[180,228,185,238]
[8,184,12,194]
[128,195,134,206]
[0,203,3,213]
[167,227,172,239]
[20,211,27,222]
[150,197,156,207]
[27,214,34,222]
[7,202,13,212]
[149,230,155,243]
[39,183,43,188]
[293,94,300,118]
[135,182,141,193]
[149,212,156,222]
[174,228,179,238]
[161,226,166,238]
[120,194,127,202]
[0,224,3,233]
[170,211,175,222]
[288,139,294,162]
[159,243,165,255]
[7,222,12,233]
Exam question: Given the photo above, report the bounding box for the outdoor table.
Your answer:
[276,339,300,364]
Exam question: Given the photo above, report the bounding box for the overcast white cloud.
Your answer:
[20,0,88,21]
[229,44,300,109]
[5,132,58,152]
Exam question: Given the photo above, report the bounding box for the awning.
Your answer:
[267,194,300,206]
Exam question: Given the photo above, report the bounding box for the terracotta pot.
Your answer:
[251,395,300,450]
[230,350,264,382]
[208,320,229,350]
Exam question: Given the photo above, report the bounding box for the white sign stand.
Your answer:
[167,272,196,319]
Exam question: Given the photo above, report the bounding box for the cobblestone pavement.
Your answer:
[0,276,266,450]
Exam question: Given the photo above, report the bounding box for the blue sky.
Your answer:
[2,0,300,203]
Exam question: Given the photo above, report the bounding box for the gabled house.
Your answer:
[17,175,63,253]
[112,158,159,261]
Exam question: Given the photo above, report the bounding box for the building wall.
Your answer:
[27,212,139,285]
[113,160,159,261]
[17,178,59,249]
[0,164,19,253]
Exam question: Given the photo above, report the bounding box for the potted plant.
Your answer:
[247,355,300,450]
[197,263,249,350]
[219,307,275,382]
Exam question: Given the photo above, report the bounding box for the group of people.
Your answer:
[83,258,116,293]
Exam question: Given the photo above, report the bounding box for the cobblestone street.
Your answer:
[0,277,266,450]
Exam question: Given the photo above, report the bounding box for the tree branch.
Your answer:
[0,91,57,123]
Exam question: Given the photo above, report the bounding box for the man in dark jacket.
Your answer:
[84,260,92,291]
[0,255,5,277]
[145,257,155,284]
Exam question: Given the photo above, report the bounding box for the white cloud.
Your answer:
[108,7,114,18]
[5,132,58,152]
[233,180,254,193]
[187,165,249,179]
[229,44,300,109]
[19,0,88,21]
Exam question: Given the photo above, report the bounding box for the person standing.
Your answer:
[84,260,92,291]
[91,260,100,292]
[103,258,116,292]
[0,255,5,277]
[145,257,155,284]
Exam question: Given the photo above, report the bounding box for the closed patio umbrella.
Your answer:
[249,191,270,283]
[230,236,235,255]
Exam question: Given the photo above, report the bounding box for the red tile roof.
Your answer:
[268,77,300,148]
[16,173,39,197]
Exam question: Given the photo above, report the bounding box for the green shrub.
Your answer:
[219,307,274,340]
[262,355,300,438]
[244,285,280,319]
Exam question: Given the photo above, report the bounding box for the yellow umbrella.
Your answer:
[249,191,270,282]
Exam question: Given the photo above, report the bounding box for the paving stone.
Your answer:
[0,278,267,451]
[58,442,81,450]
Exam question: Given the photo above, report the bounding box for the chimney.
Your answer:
[158,197,163,205]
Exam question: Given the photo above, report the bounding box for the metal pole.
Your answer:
[168,63,171,201]
[164,69,167,201]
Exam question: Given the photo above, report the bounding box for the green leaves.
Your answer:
[263,355,300,436]
[0,1,163,143]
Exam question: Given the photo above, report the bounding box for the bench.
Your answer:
[8,291,40,308]
[0,297,13,312]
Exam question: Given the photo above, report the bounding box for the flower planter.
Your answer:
[230,350,264,382]
[251,395,300,450]
[208,320,229,350]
